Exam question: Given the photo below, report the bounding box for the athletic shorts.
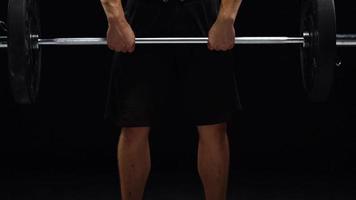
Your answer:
[104,0,242,127]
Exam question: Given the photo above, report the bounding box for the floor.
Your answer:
[3,163,355,200]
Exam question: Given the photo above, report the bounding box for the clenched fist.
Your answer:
[106,19,136,53]
[208,17,236,51]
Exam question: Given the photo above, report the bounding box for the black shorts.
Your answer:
[105,0,242,127]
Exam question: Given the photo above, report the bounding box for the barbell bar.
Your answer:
[34,35,356,46]
[336,34,356,46]
[1,0,354,104]
[1,35,356,47]
[1,36,305,46]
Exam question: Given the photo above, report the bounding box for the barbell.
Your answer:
[1,0,356,104]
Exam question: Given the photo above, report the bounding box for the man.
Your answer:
[101,0,242,199]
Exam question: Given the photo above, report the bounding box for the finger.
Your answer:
[228,43,234,50]
[225,45,233,51]
[215,45,223,51]
[121,46,129,53]
[229,39,235,48]
[108,44,113,50]
[125,42,134,53]
[127,47,133,53]
[128,43,135,53]
[123,45,131,53]
[131,46,136,53]
[109,45,116,51]
[207,42,213,51]
[223,42,234,51]
[116,45,125,53]
[211,46,218,51]
[230,43,235,49]
[115,48,122,53]
[107,40,113,50]
[109,41,120,51]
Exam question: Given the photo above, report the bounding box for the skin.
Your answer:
[101,0,242,199]
[100,0,135,53]
[100,0,242,52]
[208,0,243,51]
[117,123,230,200]
[118,127,151,200]
[197,123,231,200]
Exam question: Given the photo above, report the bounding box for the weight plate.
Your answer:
[300,0,336,102]
[8,0,41,104]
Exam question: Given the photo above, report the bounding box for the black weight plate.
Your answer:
[8,0,41,104]
[300,0,336,102]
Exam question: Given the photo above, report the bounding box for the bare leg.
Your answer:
[118,127,151,200]
[197,123,230,200]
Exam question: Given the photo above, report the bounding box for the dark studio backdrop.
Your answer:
[0,0,355,199]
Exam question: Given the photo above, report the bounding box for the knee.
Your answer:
[197,123,228,145]
[120,127,150,145]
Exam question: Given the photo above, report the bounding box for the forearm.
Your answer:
[218,0,243,22]
[100,0,126,25]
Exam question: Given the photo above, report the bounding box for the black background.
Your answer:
[1,0,355,199]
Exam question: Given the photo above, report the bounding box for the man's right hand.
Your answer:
[107,19,136,53]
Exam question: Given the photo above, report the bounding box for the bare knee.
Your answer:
[120,127,150,145]
[197,123,228,145]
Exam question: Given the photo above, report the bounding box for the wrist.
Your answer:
[107,14,127,26]
[217,13,235,25]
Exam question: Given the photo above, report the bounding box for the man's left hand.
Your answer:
[208,17,235,51]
